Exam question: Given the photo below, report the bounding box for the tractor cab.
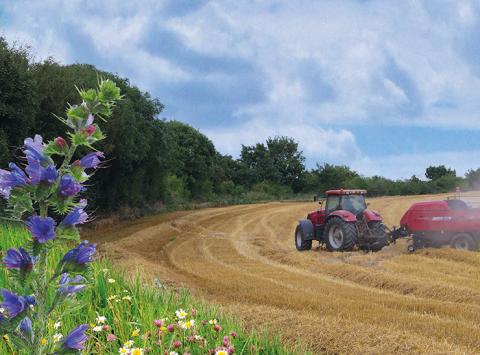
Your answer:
[324,190,367,216]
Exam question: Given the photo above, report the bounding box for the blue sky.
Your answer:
[1,0,480,179]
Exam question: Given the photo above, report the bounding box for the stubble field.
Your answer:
[88,193,480,354]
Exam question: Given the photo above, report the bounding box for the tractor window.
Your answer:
[340,195,366,213]
[326,195,341,213]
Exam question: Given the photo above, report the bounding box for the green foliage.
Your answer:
[425,165,456,181]
[0,224,293,354]
[0,38,38,166]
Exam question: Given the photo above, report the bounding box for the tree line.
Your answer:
[1,38,479,215]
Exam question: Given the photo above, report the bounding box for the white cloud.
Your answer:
[2,0,480,179]
[352,151,480,180]
[202,120,360,167]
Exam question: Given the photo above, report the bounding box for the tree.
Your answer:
[239,136,306,192]
[465,168,480,190]
[425,165,456,180]
[0,38,38,166]
[165,121,217,199]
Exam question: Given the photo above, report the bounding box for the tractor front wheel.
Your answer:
[325,217,356,252]
[295,224,312,251]
[450,233,477,251]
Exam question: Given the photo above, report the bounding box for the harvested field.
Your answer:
[88,193,480,354]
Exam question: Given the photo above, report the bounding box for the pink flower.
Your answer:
[187,335,195,342]
[154,319,164,328]
[191,308,197,316]
[102,325,110,331]
[223,336,229,347]
[106,333,116,342]
[214,324,221,332]
[167,324,175,332]
[173,340,182,349]
[230,331,237,339]
[227,346,234,354]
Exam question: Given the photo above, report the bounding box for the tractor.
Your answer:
[295,189,389,252]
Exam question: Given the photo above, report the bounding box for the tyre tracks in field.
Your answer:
[89,195,480,354]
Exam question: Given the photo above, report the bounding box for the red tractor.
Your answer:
[295,189,389,252]
[398,198,480,252]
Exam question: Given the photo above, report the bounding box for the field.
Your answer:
[87,192,480,354]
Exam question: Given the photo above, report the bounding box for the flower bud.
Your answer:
[154,319,164,327]
[55,137,69,150]
[167,324,174,332]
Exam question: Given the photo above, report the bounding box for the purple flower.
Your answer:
[25,157,58,185]
[19,316,33,341]
[60,241,96,272]
[1,289,35,319]
[58,273,86,295]
[79,152,104,169]
[59,174,82,197]
[61,200,88,226]
[25,216,56,243]
[63,324,88,350]
[23,135,46,163]
[0,163,28,198]
[3,247,34,272]
[86,114,94,126]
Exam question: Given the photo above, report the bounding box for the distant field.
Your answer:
[89,192,480,353]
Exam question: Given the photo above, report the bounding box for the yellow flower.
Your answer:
[131,328,140,337]
[131,348,144,355]
[3,335,9,341]
[108,295,118,301]
[41,338,47,346]
[122,296,132,302]
[160,326,167,331]
[215,350,228,355]
[118,347,129,354]
[90,323,96,328]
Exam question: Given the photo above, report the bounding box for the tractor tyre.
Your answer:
[367,221,389,252]
[325,217,357,252]
[295,224,312,251]
[450,233,477,251]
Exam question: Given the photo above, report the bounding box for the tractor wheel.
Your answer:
[450,233,477,251]
[295,224,312,251]
[325,217,356,252]
[367,221,389,252]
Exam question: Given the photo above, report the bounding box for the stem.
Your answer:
[59,143,78,172]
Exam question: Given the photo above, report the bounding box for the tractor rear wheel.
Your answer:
[367,221,389,252]
[325,217,356,251]
[450,233,477,251]
[295,224,312,251]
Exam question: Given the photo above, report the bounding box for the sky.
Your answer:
[1,0,480,179]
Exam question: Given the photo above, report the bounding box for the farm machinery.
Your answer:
[295,190,391,252]
[295,189,480,252]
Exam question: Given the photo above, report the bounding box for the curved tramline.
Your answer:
[88,192,480,354]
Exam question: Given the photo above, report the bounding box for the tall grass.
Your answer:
[0,223,292,354]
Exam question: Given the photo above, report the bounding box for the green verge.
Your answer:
[0,224,298,354]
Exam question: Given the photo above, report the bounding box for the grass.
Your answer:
[0,223,293,354]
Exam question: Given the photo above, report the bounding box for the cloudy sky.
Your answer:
[1,0,480,179]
